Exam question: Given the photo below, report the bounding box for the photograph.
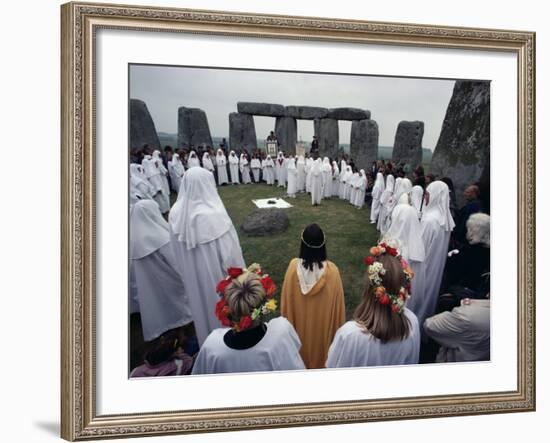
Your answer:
[128,65,491,377]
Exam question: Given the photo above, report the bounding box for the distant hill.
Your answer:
[156,133,432,163]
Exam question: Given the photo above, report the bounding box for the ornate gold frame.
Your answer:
[60,1,536,440]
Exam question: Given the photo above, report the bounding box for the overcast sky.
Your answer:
[130,65,455,150]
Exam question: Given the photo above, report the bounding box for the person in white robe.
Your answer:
[377,174,395,233]
[186,150,200,169]
[152,150,170,198]
[342,167,353,201]
[276,152,287,187]
[382,205,426,318]
[331,161,340,197]
[263,155,275,185]
[338,160,347,199]
[326,308,420,368]
[305,156,314,193]
[424,297,490,362]
[169,167,245,345]
[250,156,261,182]
[388,178,412,216]
[411,185,424,219]
[353,169,368,209]
[228,151,240,184]
[201,152,215,174]
[192,317,306,374]
[370,172,385,223]
[326,251,420,368]
[130,163,155,206]
[215,149,229,185]
[296,155,306,192]
[142,155,170,214]
[167,153,185,193]
[310,158,323,205]
[286,156,298,198]
[239,153,251,184]
[348,171,360,204]
[417,180,456,333]
[191,270,305,374]
[130,200,193,341]
[321,157,332,198]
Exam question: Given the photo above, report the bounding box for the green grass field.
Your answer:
[215,183,380,319]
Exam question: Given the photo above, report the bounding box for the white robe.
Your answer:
[240,156,251,184]
[286,158,298,197]
[130,164,155,205]
[348,173,359,204]
[202,154,215,173]
[310,160,323,205]
[132,243,194,341]
[191,317,306,374]
[168,158,184,193]
[216,154,229,185]
[142,158,170,213]
[424,299,490,362]
[229,154,240,184]
[296,157,306,192]
[305,158,314,193]
[331,163,340,197]
[338,161,347,199]
[250,158,261,182]
[321,160,332,198]
[130,200,193,341]
[276,156,287,187]
[326,310,420,368]
[169,167,245,345]
[353,173,367,208]
[377,175,396,233]
[414,217,451,332]
[370,173,385,223]
[263,158,275,185]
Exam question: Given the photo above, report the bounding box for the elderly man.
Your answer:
[455,184,483,247]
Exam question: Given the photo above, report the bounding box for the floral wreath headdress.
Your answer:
[215,263,277,332]
[363,241,414,314]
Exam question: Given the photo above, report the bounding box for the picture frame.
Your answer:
[60,1,536,440]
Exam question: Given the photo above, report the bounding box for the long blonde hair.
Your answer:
[353,254,411,343]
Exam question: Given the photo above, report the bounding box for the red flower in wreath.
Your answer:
[391,303,400,313]
[216,278,231,294]
[220,316,232,327]
[379,294,391,305]
[215,298,226,318]
[227,267,244,278]
[385,246,398,257]
[364,256,376,266]
[238,315,253,331]
[260,275,276,298]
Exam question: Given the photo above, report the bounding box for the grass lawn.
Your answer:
[215,183,380,319]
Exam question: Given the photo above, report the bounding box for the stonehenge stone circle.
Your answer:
[350,119,379,172]
[284,106,328,120]
[391,121,424,170]
[177,106,213,148]
[130,99,161,150]
[430,80,490,207]
[314,118,339,159]
[229,112,257,152]
[275,116,298,154]
[327,107,371,120]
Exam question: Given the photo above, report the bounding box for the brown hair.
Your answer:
[353,254,411,343]
[224,272,265,327]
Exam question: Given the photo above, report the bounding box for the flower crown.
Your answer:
[215,263,277,332]
[363,241,414,314]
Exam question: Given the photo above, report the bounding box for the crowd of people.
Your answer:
[129,141,490,377]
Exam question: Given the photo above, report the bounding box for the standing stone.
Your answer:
[314,118,339,159]
[177,106,213,148]
[391,121,424,170]
[229,113,257,152]
[130,99,161,150]
[237,102,285,117]
[275,116,297,154]
[430,80,490,207]
[350,119,379,171]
